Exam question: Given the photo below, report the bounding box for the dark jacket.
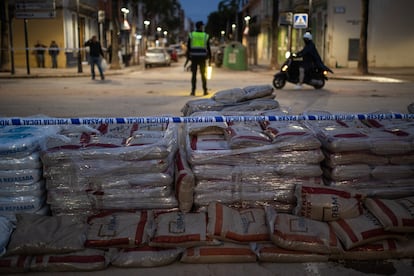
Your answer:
[296,40,323,70]
[84,39,104,57]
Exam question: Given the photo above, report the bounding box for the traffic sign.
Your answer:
[15,0,56,19]
[293,13,308,29]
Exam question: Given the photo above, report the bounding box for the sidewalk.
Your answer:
[1,62,414,82]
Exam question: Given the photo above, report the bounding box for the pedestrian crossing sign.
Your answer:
[293,13,308,29]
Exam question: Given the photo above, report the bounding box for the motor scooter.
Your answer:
[273,52,333,89]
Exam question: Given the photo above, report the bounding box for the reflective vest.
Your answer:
[189,31,209,57]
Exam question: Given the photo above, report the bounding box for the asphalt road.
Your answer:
[1,61,414,275]
[0,61,413,119]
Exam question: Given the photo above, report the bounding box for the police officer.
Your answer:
[187,21,211,96]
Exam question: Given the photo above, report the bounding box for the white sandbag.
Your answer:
[395,238,414,258]
[110,246,183,267]
[207,202,269,243]
[188,134,229,151]
[181,242,257,263]
[0,180,45,197]
[181,98,225,116]
[0,129,40,158]
[364,197,414,232]
[110,245,183,268]
[85,210,153,248]
[323,164,371,181]
[149,211,219,248]
[0,152,42,170]
[220,98,279,112]
[224,125,272,149]
[294,184,364,221]
[371,165,414,180]
[266,207,342,254]
[212,88,246,104]
[6,213,87,256]
[90,192,178,210]
[253,243,329,263]
[338,239,398,260]
[0,216,13,257]
[0,168,42,185]
[242,84,274,100]
[324,151,389,167]
[329,210,405,250]
[29,248,108,272]
[263,121,321,150]
[0,255,32,273]
[0,194,45,215]
[175,149,195,213]
[186,111,228,135]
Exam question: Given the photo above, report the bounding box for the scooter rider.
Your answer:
[295,32,324,89]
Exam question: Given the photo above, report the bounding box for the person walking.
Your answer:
[34,41,47,68]
[294,32,324,89]
[187,21,211,96]
[48,40,60,68]
[84,35,105,80]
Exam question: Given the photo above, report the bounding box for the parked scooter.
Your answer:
[273,52,333,89]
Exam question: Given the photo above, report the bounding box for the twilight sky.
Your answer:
[180,0,222,23]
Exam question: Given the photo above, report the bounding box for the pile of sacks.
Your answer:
[0,125,56,222]
[303,111,414,198]
[180,109,324,213]
[181,85,279,116]
[1,189,414,272]
[40,122,179,219]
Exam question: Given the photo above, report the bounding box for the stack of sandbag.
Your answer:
[0,213,109,273]
[40,122,179,219]
[302,111,414,198]
[0,125,57,221]
[184,110,324,212]
[181,85,279,116]
[267,184,414,260]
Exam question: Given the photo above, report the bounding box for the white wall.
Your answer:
[327,0,414,67]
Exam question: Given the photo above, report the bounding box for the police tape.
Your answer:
[0,113,413,126]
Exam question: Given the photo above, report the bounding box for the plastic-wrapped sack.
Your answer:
[207,202,269,243]
[85,210,153,248]
[0,255,32,273]
[253,242,329,263]
[6,213,87,256]
[149,211,219,248]
[175,148,195,213]
[0,216,14,257]
[29,249,108,272]
[294,184,364,221]
[329,210,405,250]
[364,196,414,232]
[181,242,257,263]
[110,246,183,267]
[266,207,343,254]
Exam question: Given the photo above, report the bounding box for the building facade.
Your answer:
[242,0,414,68]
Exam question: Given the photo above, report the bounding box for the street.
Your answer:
[0,62,414,275]
[0,60,413,119]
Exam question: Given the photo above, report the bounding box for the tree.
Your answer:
[270,0,279,69]
[358,0,369,75]
[0,0,10,72]
[110,0,121,69]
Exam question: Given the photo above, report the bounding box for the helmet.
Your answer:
[303,32,312,40]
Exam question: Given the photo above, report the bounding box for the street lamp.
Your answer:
[231,24,236,41]
[120,7,130,66]
[144,20,150,49]
[244,15,251,25]
[156,27,162,47]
